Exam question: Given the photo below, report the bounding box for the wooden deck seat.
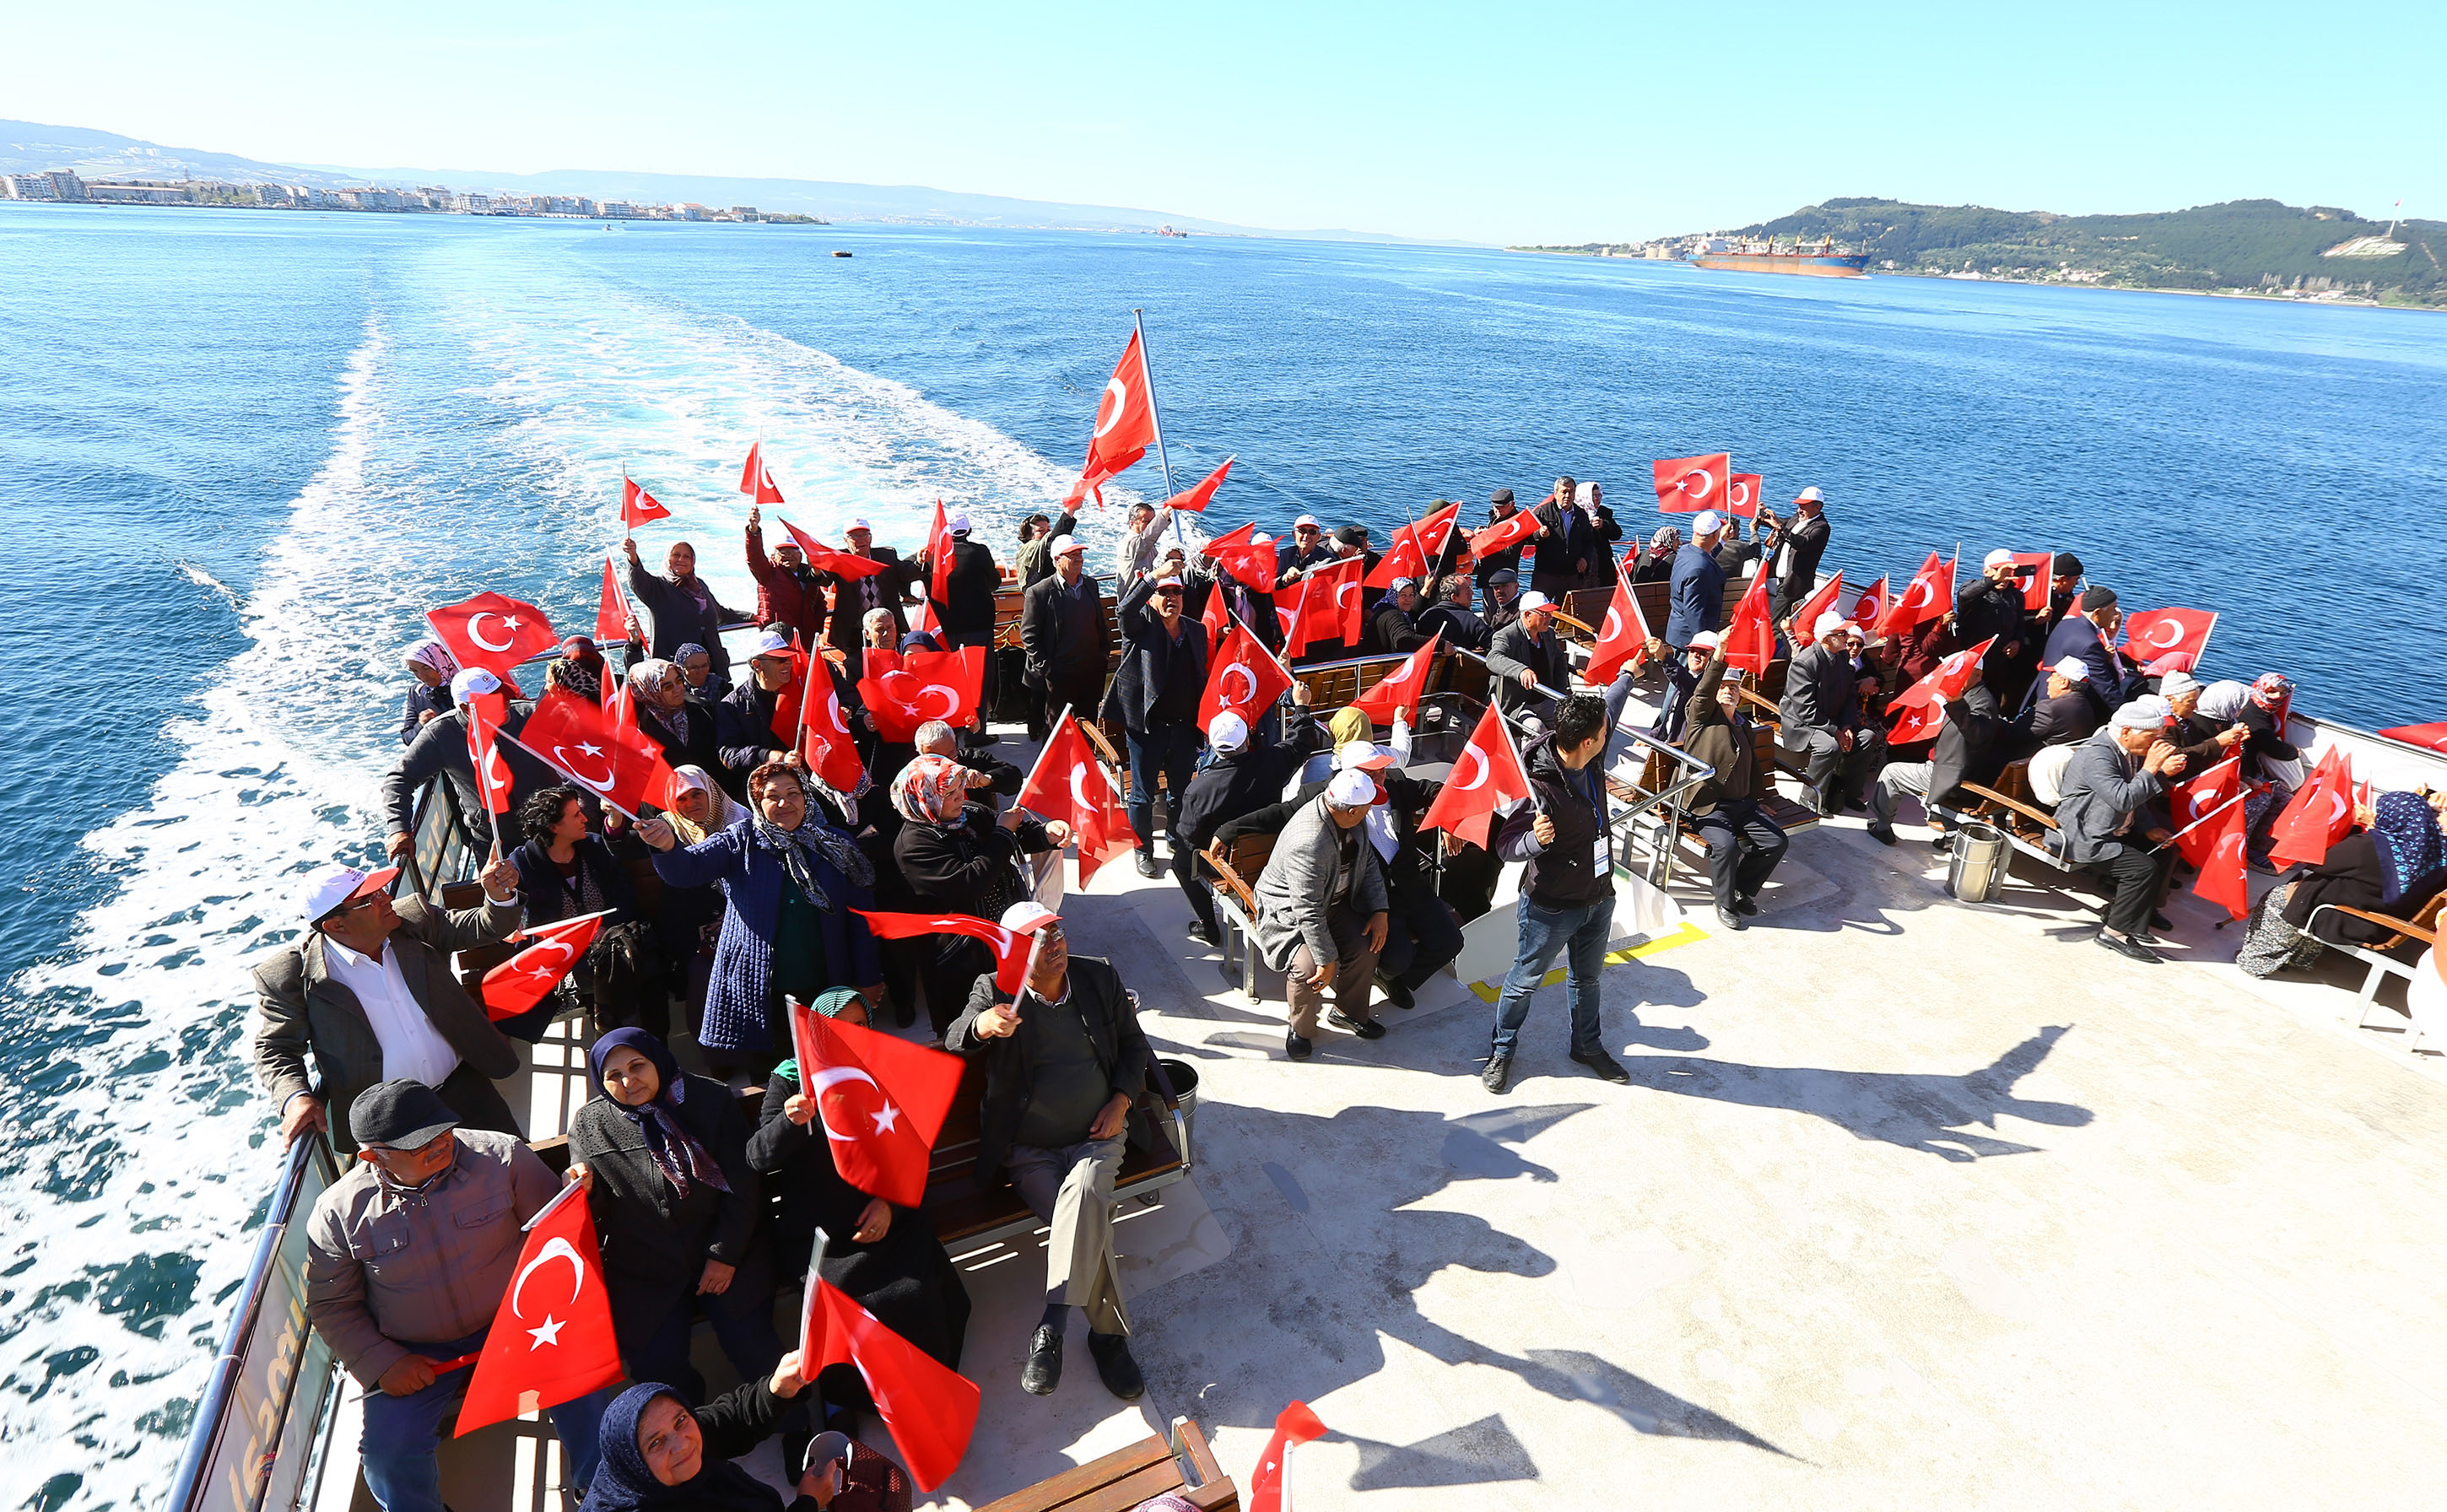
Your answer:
[1204,834,1276,1000]
[978,1419,1239,1511]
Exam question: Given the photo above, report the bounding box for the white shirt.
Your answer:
[321,935,461,1088]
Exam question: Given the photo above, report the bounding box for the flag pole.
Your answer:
[1132,308,1186,549]
[1495,704,1545,816]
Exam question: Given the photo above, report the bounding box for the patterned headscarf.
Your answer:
[890,753,971,826]
[2250,672,2293,715]
[585,1029,729,1201]
[745,766,873,904]
[666,765,743,843]
[1647,526,1683,559]
[402,638,460,680]
[2373,790,2447,907]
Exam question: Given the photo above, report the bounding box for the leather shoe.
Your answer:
[1931,834,1954,856]
[1481,1051,1513,1094]
[1715,904,1747,931]
[1734,895,1760,916]
[1285,1029,1312,1061]
[1188,921,1218,948]
[1378,974,1417,1010]
[1086,1332,1143,1401]
[1570,1047,1631,1084]
[1133,850,1161,878]
[2094,931,2162,964]
[1866,822,1897,845]
[1327,1009,1386,1040]
[1020,1325,1063,1395]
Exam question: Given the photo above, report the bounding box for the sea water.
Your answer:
[0,205,2440,1499]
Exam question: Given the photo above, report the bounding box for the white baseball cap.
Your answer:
[1252,532,1273,545]
[748,629,793,658]
[1051,534,1084,557]
[1207,710,1250,752]
[2051,656,2088,681]
[298,864,399,923]
[1692,510,1726,535]
[1294,515,1321,531]
[846,517,874,533]
[449,667,501,702]
[1334,741,1396,773]
[999,900,1060,934]
[1326,769,1378,807]
[1794,487,1824,505]
[1516,590,1552,614]
[1688,630,1720,650]
[1814,610,1851,639]
[1983,548,2016,569]
[946,510,972,536]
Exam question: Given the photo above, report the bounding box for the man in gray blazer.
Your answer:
[2055,697,2187,963]
[1251,769,1391,1060]
[252,856,527,1153]
[1780,612,1883,815]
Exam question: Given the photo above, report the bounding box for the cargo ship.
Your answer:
[1688,235,1872,278]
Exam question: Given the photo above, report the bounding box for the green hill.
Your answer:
[1526,198,2447,307]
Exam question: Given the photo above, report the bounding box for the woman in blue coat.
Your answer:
[638,762,882,1072]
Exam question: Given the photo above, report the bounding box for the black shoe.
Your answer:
[2094,931,2162,964]
[892,998,915,1029]
[1570,1047,1631,1084]
[2130,931,2160,947]
[1734,895,1760,916]
[1285,1029,1312,1060]
[1867,822,1897,845]
[1482,1051,1514,1094]
[1931,834,1954,856]
[1715,904,1747,931]
[1188,921,1218,948]
[962,731,1002,748]
[1378,975,1417,1011]
[1020,1325,1063,1395]
[1134,850,1161,878]
[1085,1331,1143,1401]
[1327,1009,1386,1040]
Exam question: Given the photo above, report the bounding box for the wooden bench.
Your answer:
[978,1418,1239,1511]
[1202,834,1276,1001]
[1947,761,2072,867]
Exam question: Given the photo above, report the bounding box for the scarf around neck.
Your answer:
[586,1029,729,1201]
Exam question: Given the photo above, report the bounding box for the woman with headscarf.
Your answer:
[1633,527,1681,585]
[745,987,972,1438]
[655,766,747,1027]
[629,658,723,776]
[398,639,460,746]
[583,1362,911,1512]
[569,1029,783,1411]
[638,763,883,1072]
[2238,787,2447,977]
[547,635,610,705]
[891,753,1066,1037]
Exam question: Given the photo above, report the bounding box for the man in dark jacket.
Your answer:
[1681,654,1787,930]
[1020,535,1109,739]
[1766,489,1831,624]
[945,905,1148,1402]
[1482,569,1523,635]
[1664,511,1731,647]
[713,629,805,793]
[1103,573,1207,877]
[743,508,825,642]
[2027,586,2141,720]
[1868,684,2011,848]
[1484,591,1570,726]
[819,517,917,659]
[1779,612,1883,815]
[1473,489,1531,593]
[1416,573,1488,654]
[1648,632,1717,746]
[2009,657,2101,758]
[1957,548,2039,706]
[378,668,556,860]
[1369,579,1431,656]
[1173,700,1317,946]
[1278,515,1337,577]
[923,510,1004,732]
[1483,695,1628,1093]
[624,536,745,684]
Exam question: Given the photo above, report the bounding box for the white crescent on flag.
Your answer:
[1094,377,1129,437]
[1680,468,1715,500]
[1904,579,1935,610]
[1601,606,1623,642]
[1728,478,1753,510]
[467,613,516,653]
[2147,618,2186,649]
[1220,663,1257,707]
[553,743,618,792]
[916,683,962,718]
[1453,745,1489,791]
[1070,762,1098,817]
[807,1066,884,1144]
[510,1236,586,1318]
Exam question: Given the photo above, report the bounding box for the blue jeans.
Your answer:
[359,1331,614,1512]
[1489,894,1613,1058]
[1125,723,1199,853]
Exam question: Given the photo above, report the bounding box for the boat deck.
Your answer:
[311,690,2447,1511]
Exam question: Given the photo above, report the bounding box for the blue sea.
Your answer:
[2,203,2441,1498]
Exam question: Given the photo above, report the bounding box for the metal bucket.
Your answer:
[1947,820,2008,904]
[1154,1057,1200,1149]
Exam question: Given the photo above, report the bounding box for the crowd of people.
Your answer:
[262,476,2447,1511]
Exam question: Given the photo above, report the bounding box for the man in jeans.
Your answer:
[1484,694,1632,1093]
[303,1081,615,1512]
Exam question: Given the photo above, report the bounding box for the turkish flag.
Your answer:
[1018,713,1139,885]
[1582,553,1654,686]
[1468,507,1542,559]
[856,645,984,743]
[2268,745,2357,867]
[455,1185,624,1435]
[462,688,514,818]
[593,558,628,644]
[1295,557,1366,648]
[1201,576,1230,649]
[799,1276,980,1493]
[517,685,679,818]
[1164,456,1234,513]
[1202,522,1280,593]
[1350,632,1442,724]
[922,499,956,611]
[1879,551,1955,638]
[1726,472,1764,519]
[1651,453,1731,513]
[2012,552,2054,613]
[1198,617,1295,731]
[1392,500,1463,564]
[1063,328,1159,508]
[480,912,608,1020]
[619,475,669,529]
[1846,575,1889,632]
[1719,569,1776,677]
[2379,722,2447,753]
[1787,570,1845,639]
[2192,787,2254,921]
[1418,705,1533,851]
[1247,1401,1329,1512]
[858,910,1033,995]
[428,591,559,678]
[2120,607,2217,667]
[788,1000,962,1209]
[796,662,867,797]
[739,442,785,505]
[2169,754,2243,867]
[1885,637,1996,745]
[775,515,888,580]
[1364,532,1429,589]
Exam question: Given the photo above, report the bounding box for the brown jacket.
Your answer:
[1683,654,1764,815]
[250,894,523,1152]
[303,1129,559,1385]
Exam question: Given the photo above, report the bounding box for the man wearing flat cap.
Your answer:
[252,856,527,1153]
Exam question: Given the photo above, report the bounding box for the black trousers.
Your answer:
[1378,886,1466,990]
[2079,845,2173,935]
[1036,668,1106,737]
[1690,799,1788,910]
[918,937,992,1037]
[1175,844,1222,937]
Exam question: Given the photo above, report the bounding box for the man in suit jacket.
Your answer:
[1251,770,1390,1060]
[1766,488,1831,624]
[252,857,527,1153]
[1020,535,1110,737]
[819,516,918,658]
[1664,510,1731,648]
[2027,586,2141,720]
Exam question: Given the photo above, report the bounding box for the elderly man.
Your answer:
[1112,500,1176,583]
[1780,612,1883,816]
[1485,590,1569,726]
[304,1081,612,1512]
[626,656,721,776]
[380,667,555,860]
[253,858,525,1155]
[1482,568,1523,634]
[1484,694,1628,1092]
[2057,698,2188,962]
[817,516,916,659]
[2013,656,2102,754]
[1275,515,1335,577]
[743,505,825,641]
[948,903,1150,1401]
[2029,585,2141,719]
[624,535,743,683]
[713,628,806,792]
[920,510,1004,726]
[1252,768,1390,1060]
[1105,572,1207,877]
[1664,510,1731,648]
[1020,534,1109,740]
[1341,742,1461,1011]
[1173,699,1319,947]
[1957,548,2038,704]
[1869,683,2012,848]
[1681,653,1787,929]
[1370,577,1431,655]
[1473,489,1531,591]
[1416,572,1488,654]
[1645,631,1717,746]
[1767,487,1832,624]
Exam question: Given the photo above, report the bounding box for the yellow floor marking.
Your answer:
[1467,921,1712,1001]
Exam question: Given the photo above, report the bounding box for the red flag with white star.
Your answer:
[857,910,1033,995]
[788,999,963,1209]
[1719,568,1777,677]
[479,911,607,1020]
[1418,705,1533,851]
[1582,553,1653,686]
[1163,456,1234,513]
[427,591,559,679]
[2192,786,2254,921]
[517,685,678,818]
[1017,712,1139,886]
[1651,452,1731,513]
[1197,617,1295,732]
[455,1184,622,1435]
[1063,327,1159,508]
[1248,1401,1328,1512]
[1349,631,1442,724]
[799,1276,980,1493]
[1878,551,1956,638]
[619,475,669,529]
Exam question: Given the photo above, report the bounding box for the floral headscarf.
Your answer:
[2250,672,2293,721]
[402,638,460,681]
[745,766,873,904]
[1647,526,1683,559]
[890,753,971,826]
[2373,790,2447,907]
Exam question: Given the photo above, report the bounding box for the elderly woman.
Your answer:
[1633,526,1681,585]
[891,754,1068,1036]
[639,762,883,1071]
[582,1358,910,1512]
[569,1029,782,1412]
[547,634,610,705]
[654,766,746,1024]
[2239,788,2447,977]
[509,785,657,1035]
[629,658,723,775]
[398,639,459,745]
[746,988,971,1436]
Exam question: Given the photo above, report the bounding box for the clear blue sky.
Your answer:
[11,1,2439,243]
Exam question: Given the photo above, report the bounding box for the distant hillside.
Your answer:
[0,120,364,189]
[1526,198,2447,307]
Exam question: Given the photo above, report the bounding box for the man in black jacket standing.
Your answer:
[1766,488,1831,626]
[1104,573,1207,878]
[1474,489,1531,593]
[1021,534,1109,740]
[947,904,1148,1403]
[819,517,917,660]
[1172,700,1316,947]
[1483,695,1630,1094]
